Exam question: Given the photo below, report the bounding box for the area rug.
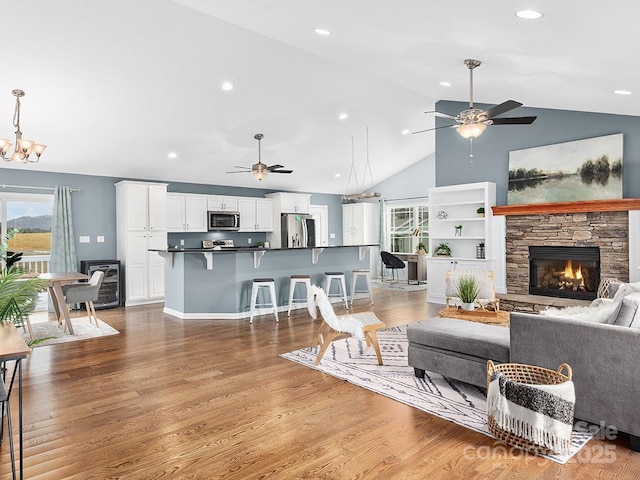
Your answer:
[371,278,427,292]
[280,325,597,464]
[20,316,119,347]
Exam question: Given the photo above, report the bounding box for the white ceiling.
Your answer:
[1,1,639,194]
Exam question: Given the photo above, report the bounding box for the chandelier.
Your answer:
[0,89,46,163]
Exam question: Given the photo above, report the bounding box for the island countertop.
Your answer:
[151,244,378,253]
[159,244,378,320]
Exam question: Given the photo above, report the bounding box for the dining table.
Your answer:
[38,272,89,336]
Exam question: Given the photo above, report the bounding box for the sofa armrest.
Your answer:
[510,312,640,437]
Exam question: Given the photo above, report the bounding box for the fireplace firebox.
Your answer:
[529,246,600,300]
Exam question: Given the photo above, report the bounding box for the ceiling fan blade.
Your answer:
[483,100,523,119]
[232,165,250,170]
[266,164,284,171]
[271,169,293,174]
[491,116,537,125]
[226,170,250,174]
[411,124,457,135]
[424,110,457,119]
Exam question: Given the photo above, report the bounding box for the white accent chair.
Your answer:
[307,285,385,366]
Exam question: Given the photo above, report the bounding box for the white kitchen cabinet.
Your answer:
[238,198,274,232]
[426,182,497,304]
[342,203,379,245]
[266,192,310,214]
[116,181,168,306]
[167,193,207,232]
[207,195,239,212]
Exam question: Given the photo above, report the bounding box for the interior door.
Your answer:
[309,205,328,246]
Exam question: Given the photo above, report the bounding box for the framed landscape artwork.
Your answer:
[507,133,623,205]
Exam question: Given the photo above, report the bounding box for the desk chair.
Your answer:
[380,251,406,283]
[62,270,104,329]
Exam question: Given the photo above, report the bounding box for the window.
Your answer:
[0,193,53,257]
[386,202,428,253]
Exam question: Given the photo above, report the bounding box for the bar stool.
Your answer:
[250,278,279,324]
[351,269,373,306]
[288,274,311,316]
[324,272,349,310]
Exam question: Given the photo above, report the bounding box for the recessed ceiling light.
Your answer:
[167,152,178,159]
[515,10,543,20]
[401,129,410,135]
[221,82,234,91]
[315,28,331,36]
[613,89,632,95]
[334,173,342,178]
[439,81,451,87]
[338,113,348,120]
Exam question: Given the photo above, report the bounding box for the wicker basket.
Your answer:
[486,360,573,454]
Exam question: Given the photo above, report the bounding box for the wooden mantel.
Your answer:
[492,198,640,216]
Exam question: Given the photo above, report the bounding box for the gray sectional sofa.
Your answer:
[407,291,640,451]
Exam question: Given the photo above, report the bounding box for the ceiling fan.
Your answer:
[226,133,293,180]
[413,59,537,138]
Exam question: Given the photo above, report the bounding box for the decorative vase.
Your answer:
[461,302,475,311]
[455,226,462,237]
[418,248,426,255]
[477,213,485,218]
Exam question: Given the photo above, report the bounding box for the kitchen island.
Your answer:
[153,245,377,319]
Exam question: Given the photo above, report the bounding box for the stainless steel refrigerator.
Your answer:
[281,214,316,248]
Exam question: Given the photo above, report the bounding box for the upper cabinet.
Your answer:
[342,203,379,246]
[207,195,239,212]
[238,198,274,232]
[117,181,168,231]
[167,193,208,232]
[266,192,310,214]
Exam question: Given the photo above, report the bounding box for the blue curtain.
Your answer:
[378,199,386,277]
[50,186,77,272]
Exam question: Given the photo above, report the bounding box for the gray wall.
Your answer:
[0,168,344,266]
[435,100,640,205]
[369,153,435,200]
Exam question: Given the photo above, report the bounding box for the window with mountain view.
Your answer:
[0,193,53,269]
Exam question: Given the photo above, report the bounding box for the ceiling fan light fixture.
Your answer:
[457,123,486,139]
[252,169,268,181]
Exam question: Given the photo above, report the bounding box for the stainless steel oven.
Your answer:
[208,211,240,231]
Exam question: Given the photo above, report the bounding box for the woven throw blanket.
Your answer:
[487,372,575,454]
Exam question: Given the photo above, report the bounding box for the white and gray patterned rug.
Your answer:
[280,325,597,464]
[20,315,119,347]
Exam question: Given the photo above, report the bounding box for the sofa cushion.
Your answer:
[612,292,640,327]
[407,317,510,362]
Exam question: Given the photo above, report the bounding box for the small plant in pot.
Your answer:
[455,275,479,311]
[476,207,485,217]
[434,243,451,257]
[416,242,427,254]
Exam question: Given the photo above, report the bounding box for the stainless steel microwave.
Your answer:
[208,211,240,231]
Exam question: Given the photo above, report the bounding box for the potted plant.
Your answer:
[416,242,427,254]
[455,225,462,237]
[434,243,451,257]
[257,241,265,248]
[455,275,479,311]
[476,207,485,217]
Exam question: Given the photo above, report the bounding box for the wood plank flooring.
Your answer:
[2,287,639,479]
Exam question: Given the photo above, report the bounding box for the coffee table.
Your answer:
[438,307,510,326]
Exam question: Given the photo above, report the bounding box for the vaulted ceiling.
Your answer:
[1,1,638,193]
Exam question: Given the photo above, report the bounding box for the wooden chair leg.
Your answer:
[365,329,383,366]
[311,321,329,347]
[314,331,340,366]
[89,301,100,327]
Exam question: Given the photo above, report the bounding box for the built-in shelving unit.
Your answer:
[427,182,496,303]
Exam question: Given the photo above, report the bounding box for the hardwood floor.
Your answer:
[2,288,639,479]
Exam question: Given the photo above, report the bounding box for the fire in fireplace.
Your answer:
[529,246,600,300]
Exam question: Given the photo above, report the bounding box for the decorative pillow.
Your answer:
[611,293,640,327]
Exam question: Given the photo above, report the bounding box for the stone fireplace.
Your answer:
[492,199,638,311]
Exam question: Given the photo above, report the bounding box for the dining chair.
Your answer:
[61,270,104,329]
